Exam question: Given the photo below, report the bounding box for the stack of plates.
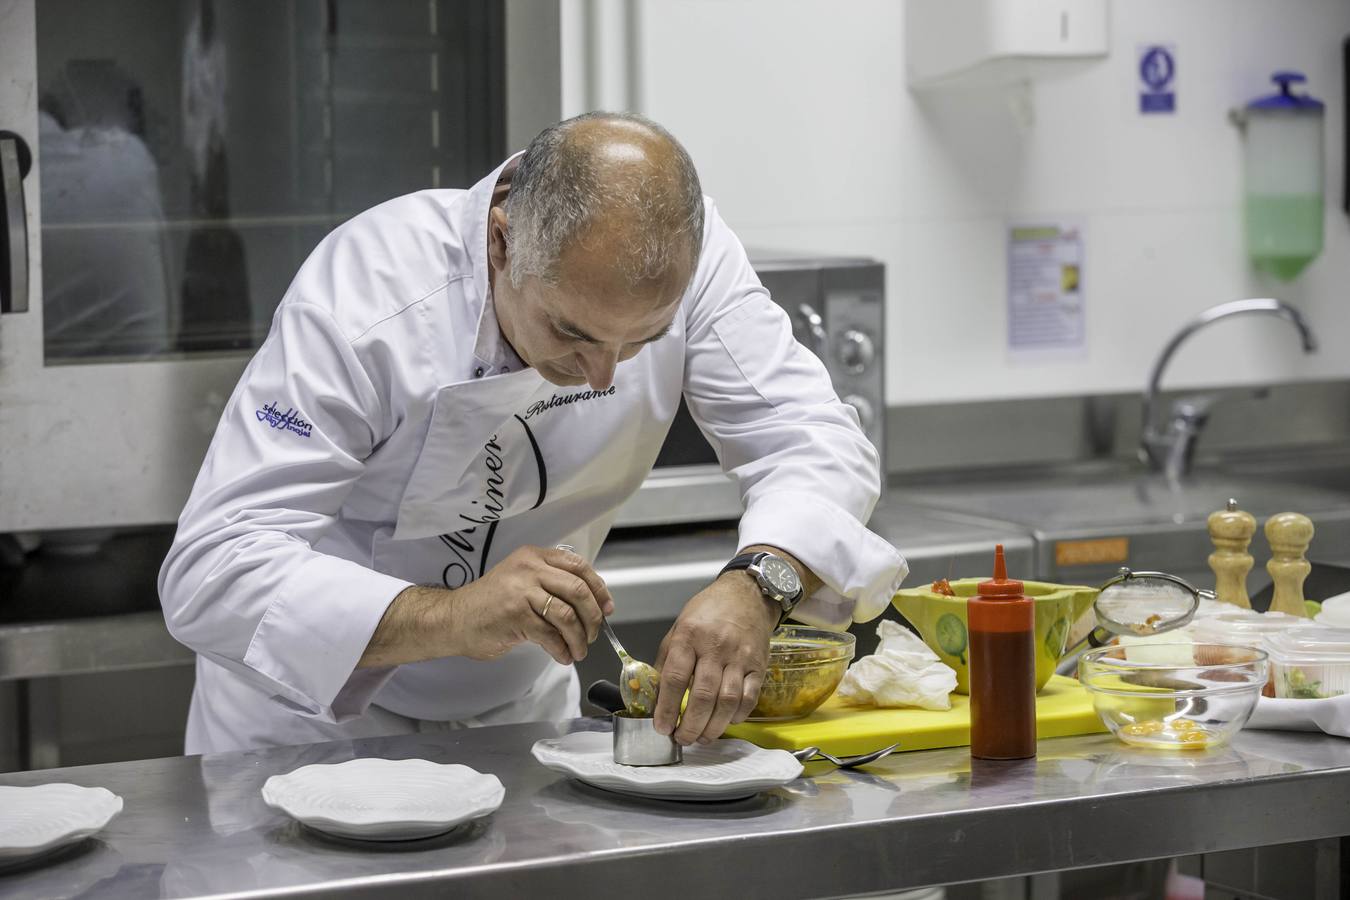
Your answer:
[261,758,505,841]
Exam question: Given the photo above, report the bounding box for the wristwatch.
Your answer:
[719,551,804,624]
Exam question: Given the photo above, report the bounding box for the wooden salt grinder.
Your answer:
[1208,498,1256,609]
[1265,512,1314,618]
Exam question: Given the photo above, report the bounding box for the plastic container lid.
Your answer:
[1264,624,1350,663]
[1191,598,1237,620]
[1246,71,1325,112]
[1190,609,1306,648]
[976,544,1024,597]
[1316,592,1350,628]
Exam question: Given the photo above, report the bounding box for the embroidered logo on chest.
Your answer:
[255,402,313,438]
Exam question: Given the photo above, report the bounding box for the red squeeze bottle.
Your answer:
[968,544,1037,760]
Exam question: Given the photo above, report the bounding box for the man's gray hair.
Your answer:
[502,111,704,291]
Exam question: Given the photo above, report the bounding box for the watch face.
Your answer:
[759,556,800,597]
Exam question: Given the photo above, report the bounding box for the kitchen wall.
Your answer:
[618,0,1350,407]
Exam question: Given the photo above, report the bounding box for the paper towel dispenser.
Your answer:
[906,0,1110,90]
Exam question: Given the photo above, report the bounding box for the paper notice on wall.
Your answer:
[1007,222,1085,355]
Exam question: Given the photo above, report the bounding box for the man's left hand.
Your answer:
[652,571,778,745]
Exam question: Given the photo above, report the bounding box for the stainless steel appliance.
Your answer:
[0,0,881,534]
[613,252,886,527]
[0,0,563,532]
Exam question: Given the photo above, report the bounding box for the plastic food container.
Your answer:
[748,626,855,721]
[1189,609,1306,648]
[1079,643,1267,750]
[1264,625,1350,700]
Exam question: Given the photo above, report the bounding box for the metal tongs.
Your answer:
[790,744,901,770]
[1056,567,1211,675]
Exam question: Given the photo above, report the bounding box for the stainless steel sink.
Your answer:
[896,464,1350,589]
[1219,447,1350,493]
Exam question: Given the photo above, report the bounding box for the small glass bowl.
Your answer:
[1079,643,1267,750]
[748,626,856,721]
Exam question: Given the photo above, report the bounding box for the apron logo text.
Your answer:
[439,435,506,589]
[438,416,549,589]
[523,385,616,419]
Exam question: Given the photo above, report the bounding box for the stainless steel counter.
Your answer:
[0,722,1347,899]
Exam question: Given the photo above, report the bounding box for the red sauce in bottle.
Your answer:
[968,544,1037,760]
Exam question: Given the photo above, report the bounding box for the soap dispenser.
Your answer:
[1240,72,1325,280]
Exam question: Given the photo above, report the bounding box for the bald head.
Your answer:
[502,112,704,295]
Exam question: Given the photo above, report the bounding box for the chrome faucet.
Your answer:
[1139,299,1317,480]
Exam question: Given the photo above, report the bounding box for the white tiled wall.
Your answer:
[629,0,1350,404]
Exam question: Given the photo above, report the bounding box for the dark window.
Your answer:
[37,0,504,361]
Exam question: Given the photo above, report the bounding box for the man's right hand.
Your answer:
[452,545,614,664]
[359,545,614,669]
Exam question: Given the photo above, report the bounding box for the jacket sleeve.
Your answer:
[158,299,413,723]
[681,203,909,628]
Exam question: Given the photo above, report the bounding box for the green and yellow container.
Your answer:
[892,579,1098,694]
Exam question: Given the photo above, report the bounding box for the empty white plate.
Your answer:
[531,731,803,801]
[261,758,505,841]
[0,784,123,868]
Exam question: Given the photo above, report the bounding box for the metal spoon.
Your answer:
[557,545,660,717]
[600,616,661,717]
[792,743,901,770]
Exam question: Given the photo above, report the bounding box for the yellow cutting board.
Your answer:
[725,674,1107,756]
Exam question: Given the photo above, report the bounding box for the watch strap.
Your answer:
[719,552,767,578]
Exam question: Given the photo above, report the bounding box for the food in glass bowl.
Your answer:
[1078,643,1267,750]
[749,626,855,721]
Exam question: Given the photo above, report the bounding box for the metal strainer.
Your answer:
[1057,568,1212,674]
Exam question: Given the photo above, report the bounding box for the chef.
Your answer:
[159,112,908,754]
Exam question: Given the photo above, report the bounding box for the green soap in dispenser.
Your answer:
[1242,72,1325,280]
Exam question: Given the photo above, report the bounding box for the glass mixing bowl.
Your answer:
[748,626,856,721]
[1079,643,1267,750]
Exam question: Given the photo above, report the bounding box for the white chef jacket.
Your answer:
[159,154,909,754]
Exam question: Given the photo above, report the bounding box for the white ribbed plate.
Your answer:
[531,732,803,801]
[0,784,123,865]
[261,759,505,841]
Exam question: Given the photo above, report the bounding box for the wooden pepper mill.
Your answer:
[1265,512,1314,618]
[1208,498,1256,609]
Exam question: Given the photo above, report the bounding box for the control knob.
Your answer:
[842,394,876,430]
[837,329,875,375]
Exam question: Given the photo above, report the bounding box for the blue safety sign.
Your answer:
[1138,45,1176,114]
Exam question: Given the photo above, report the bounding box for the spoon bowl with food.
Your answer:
[554,545,661,717]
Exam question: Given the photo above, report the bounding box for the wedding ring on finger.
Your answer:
[541,595,557,619]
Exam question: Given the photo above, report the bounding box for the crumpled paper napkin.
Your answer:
[837,620,958,710]
[1247,694,1350,738]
